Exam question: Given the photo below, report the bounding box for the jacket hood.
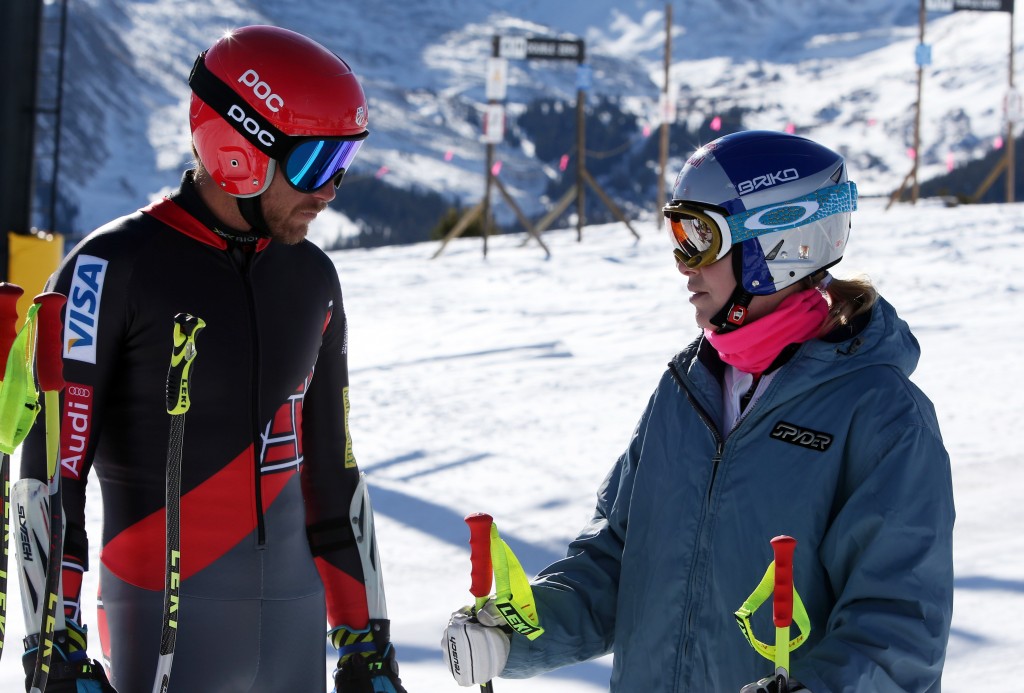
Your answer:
[801,295,920,378]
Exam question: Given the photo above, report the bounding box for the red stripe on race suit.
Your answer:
[99,446,293,590]
[315,557,369,630]
[61,553,86,623]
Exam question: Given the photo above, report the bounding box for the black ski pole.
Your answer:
[152,313,204,693]
[29,292,68,693]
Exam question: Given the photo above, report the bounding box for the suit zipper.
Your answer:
[237,249,267,546]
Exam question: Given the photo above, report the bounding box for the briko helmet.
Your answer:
[188,25,369,230]
[663,129,857,331]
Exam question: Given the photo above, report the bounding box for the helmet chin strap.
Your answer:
[709,246,754,334]
[236,194,272,239]
[710,288,754,334]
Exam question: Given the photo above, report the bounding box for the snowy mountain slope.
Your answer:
[37,0,1021,240]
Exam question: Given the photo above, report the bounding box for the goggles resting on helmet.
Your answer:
[664,181,858,269]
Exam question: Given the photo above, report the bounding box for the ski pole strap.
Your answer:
[734,559,811,661]
[329,625,377,660]
[489,522,544,641]
[165,314,204,415]
[0,301,41,455]
[24,623,88,655]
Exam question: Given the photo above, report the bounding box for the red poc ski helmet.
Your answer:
[189,25,369,197]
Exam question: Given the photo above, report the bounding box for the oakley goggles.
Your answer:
[663,181,858,269]
[281,133,367,193]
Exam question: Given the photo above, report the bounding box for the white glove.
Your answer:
[442,602,511,687]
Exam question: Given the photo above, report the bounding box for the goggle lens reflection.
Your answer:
[284,138,364,192]
[664,206,726,269]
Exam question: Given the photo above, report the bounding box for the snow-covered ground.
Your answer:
[4,195,1021,690]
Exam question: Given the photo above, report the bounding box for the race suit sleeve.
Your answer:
[500,386,660,677]
[794,419,955,693]
[20,246,124,626]
[299,270,372,630]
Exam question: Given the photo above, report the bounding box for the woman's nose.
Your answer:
[677,260,698,276]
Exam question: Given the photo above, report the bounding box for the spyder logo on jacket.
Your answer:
[769,421,833,452]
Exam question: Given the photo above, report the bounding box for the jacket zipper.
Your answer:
[670,363,725,498]
[669,363,725,690]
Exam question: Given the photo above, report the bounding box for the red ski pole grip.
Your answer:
[465,512,494,599]
[0,283,24,373]
[771,535,797,628]
[34,292,67,392]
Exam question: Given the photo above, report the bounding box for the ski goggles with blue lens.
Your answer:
[663,181,858,269]
[281,133,367,193]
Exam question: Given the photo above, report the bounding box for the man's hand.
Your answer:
[739,676,808,693]
[21,622,117,693]
[442,602,511,687]
[330,619,407,693]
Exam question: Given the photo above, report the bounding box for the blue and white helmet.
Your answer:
[668,130,856,296]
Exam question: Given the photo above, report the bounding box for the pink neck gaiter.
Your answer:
[704,288,829,375]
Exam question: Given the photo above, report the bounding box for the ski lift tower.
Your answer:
[433,33,640,259]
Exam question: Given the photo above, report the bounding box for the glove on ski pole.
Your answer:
[443,513,544,688]
[330,619,406,693]
[735,536,810,693]
[21,620,116,693]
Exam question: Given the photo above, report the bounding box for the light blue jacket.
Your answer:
[502,296,954,692]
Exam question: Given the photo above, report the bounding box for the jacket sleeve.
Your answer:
[796,415,955,693]
[299,273,373,630]
[20,246,123,627]
[501,385,660,677]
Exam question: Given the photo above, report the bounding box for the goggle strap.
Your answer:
[190,52,298,161]
[727,182,858,243]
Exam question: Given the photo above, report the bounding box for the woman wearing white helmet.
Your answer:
[444,130,954,692]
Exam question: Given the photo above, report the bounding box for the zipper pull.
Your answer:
[739,375,761,413]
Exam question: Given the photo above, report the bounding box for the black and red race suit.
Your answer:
[21,172,374,692]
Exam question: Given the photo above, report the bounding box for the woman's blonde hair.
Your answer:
[804,271,878,336]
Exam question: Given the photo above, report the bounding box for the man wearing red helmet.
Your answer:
[19,26,406,693]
